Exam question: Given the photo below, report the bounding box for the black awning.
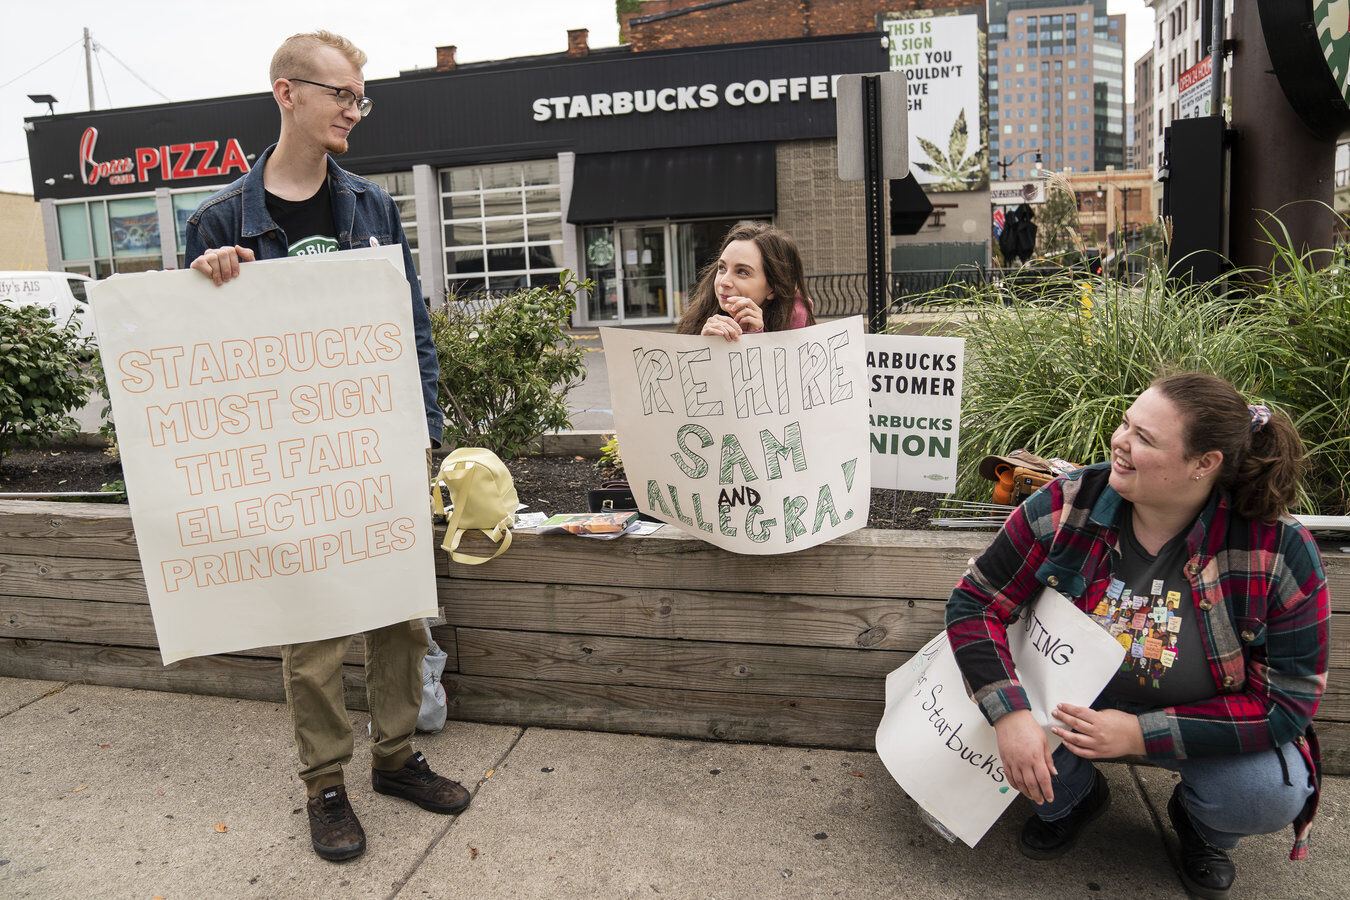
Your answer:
[567,143,776,224]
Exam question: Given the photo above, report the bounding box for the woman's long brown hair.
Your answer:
[676,221,812,334]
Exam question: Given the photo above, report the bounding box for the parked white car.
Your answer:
[0,270,96,342]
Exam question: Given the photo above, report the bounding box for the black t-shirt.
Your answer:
[1091,509,1215,707]
[265,183,339,256]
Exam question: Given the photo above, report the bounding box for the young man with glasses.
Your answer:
[183,31,463,863]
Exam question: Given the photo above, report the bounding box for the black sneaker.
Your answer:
[1168,784,1235,899]
[1019,769,1111,859]
[306,784,366,862]
[372,750,471,814]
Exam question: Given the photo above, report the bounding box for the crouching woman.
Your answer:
[945,373,1328,899]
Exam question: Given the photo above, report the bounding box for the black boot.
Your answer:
[1168,784,1235,899]
[1019,769,1111,859]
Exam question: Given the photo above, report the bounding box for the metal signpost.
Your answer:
[837,71,908,333]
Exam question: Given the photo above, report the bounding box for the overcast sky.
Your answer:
[1,0,1152,195]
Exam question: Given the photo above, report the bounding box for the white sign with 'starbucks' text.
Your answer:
[866,334,964,492]
[876,588,1127,847]
[90,257,438,664]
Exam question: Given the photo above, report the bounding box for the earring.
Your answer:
[1192,474,1203,481]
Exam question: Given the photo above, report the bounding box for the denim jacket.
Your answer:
[184,144,442,443]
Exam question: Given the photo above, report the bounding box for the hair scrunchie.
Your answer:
[1248,404,1271,433]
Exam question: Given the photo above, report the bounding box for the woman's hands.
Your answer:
[994,709,1057,803]
[190,245,255,286]
[700,314,744,341]
[701,294,764,341]
[1051,703,1145,759]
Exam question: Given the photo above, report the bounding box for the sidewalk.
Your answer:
[1,677,1344,899]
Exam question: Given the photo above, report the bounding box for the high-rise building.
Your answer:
[1130,47,1155,171]
[1143,0,1230,174]
[987,0,1126,179]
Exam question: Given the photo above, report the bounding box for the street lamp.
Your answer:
[27,93,58,115]
[996,150,1042,180]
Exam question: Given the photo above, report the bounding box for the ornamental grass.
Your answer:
[918,228,1350,516]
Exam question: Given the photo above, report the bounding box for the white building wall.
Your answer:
[1144,0,1230,174]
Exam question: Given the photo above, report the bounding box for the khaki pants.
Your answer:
[282,618,428,796]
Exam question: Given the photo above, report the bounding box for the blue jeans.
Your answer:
[1034,739,1314,849]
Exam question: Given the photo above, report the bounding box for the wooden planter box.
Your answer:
[1,499,1346,773]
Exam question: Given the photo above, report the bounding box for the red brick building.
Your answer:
[621,0,969,50]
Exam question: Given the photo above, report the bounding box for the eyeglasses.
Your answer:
[286,77,373,117]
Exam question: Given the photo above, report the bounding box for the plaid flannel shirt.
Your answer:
[946,463,1329,858]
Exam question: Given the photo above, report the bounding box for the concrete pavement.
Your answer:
[1,677,1345,899]
[566,327,613,434]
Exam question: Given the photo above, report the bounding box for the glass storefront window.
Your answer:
[362,171,417,264]
[57,204,91,260]
[172,189,218,267]
[90,200,110,258]
[439,160,563,298]
[108,197,160,259]
[57,194,170,277]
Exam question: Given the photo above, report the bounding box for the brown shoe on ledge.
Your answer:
[307,784,366,861]
[372,750,471,814]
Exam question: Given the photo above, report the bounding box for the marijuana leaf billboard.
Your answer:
[885,9,988,192]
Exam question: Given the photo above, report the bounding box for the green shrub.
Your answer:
[930,249,1350,515]
[0,304,99,465]
[597,433,624,476]
[431,273,589,458]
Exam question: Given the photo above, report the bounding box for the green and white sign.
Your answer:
[1315,0,1350,103]
[865,334,964,492]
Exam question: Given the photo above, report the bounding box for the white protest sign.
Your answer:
[875,588,1126,847]
[90,257,438,664]
[601,318,870,555]
[866,334,963,492]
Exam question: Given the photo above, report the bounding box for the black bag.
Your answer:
[586,480,659,523]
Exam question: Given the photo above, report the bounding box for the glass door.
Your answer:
[619,224,670,323]
[583,225,619,321]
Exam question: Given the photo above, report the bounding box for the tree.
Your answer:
[1034,184,1084,257]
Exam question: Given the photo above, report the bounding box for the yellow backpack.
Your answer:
[431,448,519,565]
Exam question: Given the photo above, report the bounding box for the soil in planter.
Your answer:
[0,448,124,494]
[2,446,938,530]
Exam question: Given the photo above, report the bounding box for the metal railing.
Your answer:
[806,263,1123,318]
[806,268,993,317]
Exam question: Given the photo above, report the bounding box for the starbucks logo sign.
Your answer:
[587,233,615,268]
[1315,0,1350,102]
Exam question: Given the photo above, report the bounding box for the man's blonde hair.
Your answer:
[269,30,367,84]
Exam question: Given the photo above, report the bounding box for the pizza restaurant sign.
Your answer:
[79,126,251,187]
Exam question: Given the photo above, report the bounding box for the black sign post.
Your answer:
[836,70,907,333]
[862,75,887,334]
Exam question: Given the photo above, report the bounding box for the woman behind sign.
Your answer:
[945,373,1328,899]
[677,221,815,340]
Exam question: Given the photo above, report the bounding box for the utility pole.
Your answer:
[83,27,95,111]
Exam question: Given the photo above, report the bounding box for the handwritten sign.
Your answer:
[90,257,437,664]
[865,334,963,492]
[601,318,870,555]
[875,588,1126,847]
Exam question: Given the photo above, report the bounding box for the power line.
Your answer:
[0,39,82,90]
[93,40,169,101]
[94,43,113,108]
